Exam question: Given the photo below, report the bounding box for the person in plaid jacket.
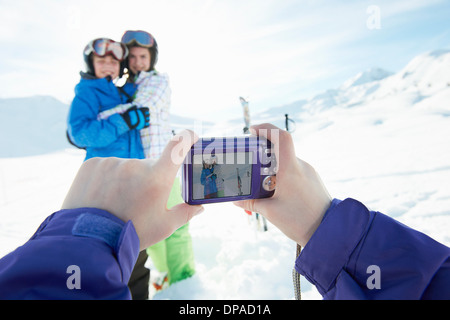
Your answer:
[99,30,196,299]
[97,69,172,159]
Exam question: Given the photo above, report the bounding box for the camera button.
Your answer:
[262,175,276,192]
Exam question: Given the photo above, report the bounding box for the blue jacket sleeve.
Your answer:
[200,169,206,185]
[0,208,140,299]
[296,198,450,299]
[68,83,131,148]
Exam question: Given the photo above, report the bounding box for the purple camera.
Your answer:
[182,136,277,205]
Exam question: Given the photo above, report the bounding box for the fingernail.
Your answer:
[195,206,204,215]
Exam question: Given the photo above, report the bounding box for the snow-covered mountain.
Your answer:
[0,96,70,157]
[1,49,448,157]
[252,49,450,120]
[340,67,394,90]
[0,96,214,158]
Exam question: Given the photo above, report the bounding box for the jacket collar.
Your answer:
[80,71,114,83]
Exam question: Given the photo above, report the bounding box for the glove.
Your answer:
[121,106,150,130]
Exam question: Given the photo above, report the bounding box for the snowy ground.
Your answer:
[0,50,449,300]
[152,85,450,300]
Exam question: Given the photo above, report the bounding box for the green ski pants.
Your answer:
[146,177,195,284]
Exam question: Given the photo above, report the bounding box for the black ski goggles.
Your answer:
[84,38,128,61]
[121,30,155,48]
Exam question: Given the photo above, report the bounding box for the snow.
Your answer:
[0,49,449,300]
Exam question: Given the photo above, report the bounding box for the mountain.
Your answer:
[254,49,450,117]
[340,67,394,90]
[0,96,214,158]
[1,49,449,157]
[0,96,70,158]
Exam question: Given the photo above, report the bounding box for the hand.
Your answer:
[121,106,150,130]
[234,123,332,247]
[61,130,203,250]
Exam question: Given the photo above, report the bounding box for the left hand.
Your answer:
[62,130,204,250]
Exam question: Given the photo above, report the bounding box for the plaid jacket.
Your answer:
[98,71,172,159]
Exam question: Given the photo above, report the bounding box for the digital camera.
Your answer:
[182,136,277,205]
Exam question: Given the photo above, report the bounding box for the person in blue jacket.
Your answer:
[66,37,151,299]
[67,37,150,160]
[200,160,218,198]
[0,125,449,299]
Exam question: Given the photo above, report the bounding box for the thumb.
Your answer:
[154,129,198,178]
[166,203,204,228]
[234,199,259,214]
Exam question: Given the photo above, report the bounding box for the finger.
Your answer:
[249,123,280,138]
[250,123,293,154]
[166,203,204,227]
[154,129,198,178]
[233,199,260,214]
[250,123,296,171]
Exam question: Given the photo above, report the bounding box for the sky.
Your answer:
[0,0,449,121]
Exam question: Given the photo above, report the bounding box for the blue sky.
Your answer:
[0,0,449,121]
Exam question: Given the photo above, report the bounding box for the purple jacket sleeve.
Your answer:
[0,208,140,299]
[296,198,450,299]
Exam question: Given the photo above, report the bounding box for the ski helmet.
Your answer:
[83,38,128,77]
[121,30,159,72]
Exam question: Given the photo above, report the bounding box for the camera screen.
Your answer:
[192,152,253,200]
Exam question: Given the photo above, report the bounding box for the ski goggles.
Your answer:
[121,30,155,48]
[84,38,128,61]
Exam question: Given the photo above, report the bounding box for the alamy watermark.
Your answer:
[366,5,381,30]
[169,121,279,174]
[366,265,381,290]
[65,265,380,292]
[66,265,81,290]
[66,5,82,30]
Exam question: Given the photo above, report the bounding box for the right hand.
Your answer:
[234,123,332,247]
[121,106,150,130]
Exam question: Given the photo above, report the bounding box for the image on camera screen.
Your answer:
[192,152,252,200]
